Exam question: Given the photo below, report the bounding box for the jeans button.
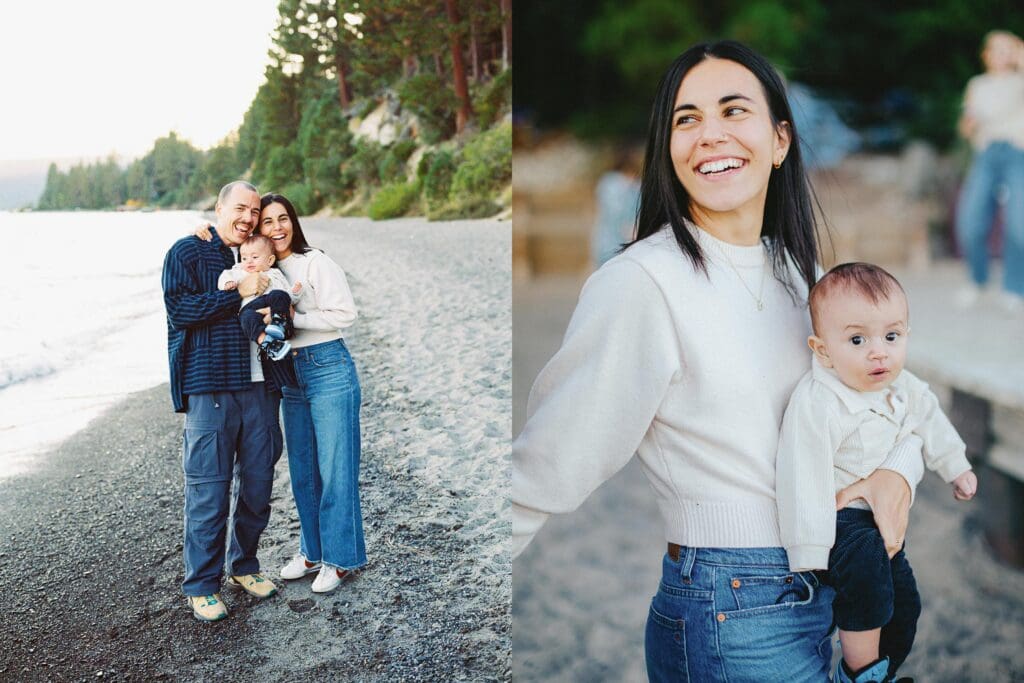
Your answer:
[682,577,692,585]
[717,613,726,622]
[731,579,741,588]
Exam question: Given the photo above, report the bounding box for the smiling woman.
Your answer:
[512,40,927,682]
[668,59,790,241]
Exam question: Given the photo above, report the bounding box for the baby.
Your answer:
[776,263,977,683]
[218,234,302,361]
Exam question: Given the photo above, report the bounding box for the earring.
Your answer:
[773,159,782,169]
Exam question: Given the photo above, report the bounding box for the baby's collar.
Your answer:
[810,356,905,414]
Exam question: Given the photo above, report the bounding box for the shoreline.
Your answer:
[0,217,511,681]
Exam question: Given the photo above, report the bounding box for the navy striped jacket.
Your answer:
[162,229,266,412]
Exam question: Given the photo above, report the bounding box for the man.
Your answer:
[162,181,282,621]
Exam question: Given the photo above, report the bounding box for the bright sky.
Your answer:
[0,1,281,163]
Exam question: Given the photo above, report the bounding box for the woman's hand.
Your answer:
[958,114,977,141]
[194,222,214,241]
[238,273,269,299]
[255,306,272,324]
[835,469,911,559]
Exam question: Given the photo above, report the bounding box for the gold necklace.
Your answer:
[705,238,768,311]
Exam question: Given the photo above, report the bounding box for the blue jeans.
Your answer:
[955,141,1024,295]
[181,385,282,596]
[281,339,366,569]
[827,509,921,677]
[646,546,836,682]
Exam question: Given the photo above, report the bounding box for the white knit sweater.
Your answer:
[277,250,357,349]
[512,224,925,558]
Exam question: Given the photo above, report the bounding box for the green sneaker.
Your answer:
[188,593,228,622]
[227,572,279,599]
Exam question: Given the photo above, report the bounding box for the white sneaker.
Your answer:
[997,291,1024,313]
[311,564,352,593]
[280,553,321,580]
[954,283,982,308]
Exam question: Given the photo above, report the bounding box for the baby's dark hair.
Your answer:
[241,233,274,254]
[809,262,906,335]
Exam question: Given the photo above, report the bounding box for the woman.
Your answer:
[954,30,1024,310]
[512,41,924,681]
[260,194,366,593]
[198,193,366,593]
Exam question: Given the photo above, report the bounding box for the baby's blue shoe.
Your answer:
[258,338,291,362]
[264,313,293,341]
[264,321,286,341]
[834,656,890,683]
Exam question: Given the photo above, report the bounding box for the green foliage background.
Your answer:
[515,0,1024,147]
[38,0,512,218]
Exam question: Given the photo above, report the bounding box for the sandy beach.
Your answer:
[0,217,511,681]
[512,270,1024,683]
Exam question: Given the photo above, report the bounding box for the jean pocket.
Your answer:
[645,602,689,682]
[309,342,345,368]
[723,571,813,617]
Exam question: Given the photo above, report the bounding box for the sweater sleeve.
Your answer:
[903,376,971,482]
[512,259,682,559]
[162,243,241,330]
[217,265,245,291]
[293,252,357,331]
[266,268,294,297]
[776,379,842,571]
[873,434,926,505]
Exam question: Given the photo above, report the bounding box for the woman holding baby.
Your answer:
[512,40,930,681]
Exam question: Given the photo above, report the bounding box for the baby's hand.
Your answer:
[952,470,978,501]
[194,222,214,241]
[221,280,238,291]
[291,281,303,295]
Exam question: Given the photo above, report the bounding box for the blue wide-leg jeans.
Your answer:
[181,385,282,596]
[955,141,1024,295]
[281,339,366,570]
[645,546,836,682]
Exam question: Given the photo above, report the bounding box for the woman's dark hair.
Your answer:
[632,40,825,297]
[260,193,316,254]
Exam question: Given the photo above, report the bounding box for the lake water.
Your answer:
[0,210,206,478]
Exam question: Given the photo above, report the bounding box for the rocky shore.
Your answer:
[0,217,511,682]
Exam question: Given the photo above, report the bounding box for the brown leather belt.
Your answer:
[667,542,683,562]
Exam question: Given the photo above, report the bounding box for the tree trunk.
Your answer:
[500,0,511,70]
[469,17,480,82]
[444,0,472,132]
[434,52,444,77]
[335,53,352,109]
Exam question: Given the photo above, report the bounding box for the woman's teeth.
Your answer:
[698,158,743,174]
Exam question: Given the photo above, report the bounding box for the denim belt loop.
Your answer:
[679,546,697,582]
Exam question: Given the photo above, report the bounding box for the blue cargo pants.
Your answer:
[181,385,282,596]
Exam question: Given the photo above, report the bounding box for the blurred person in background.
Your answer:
[955,30,1024,311]
[591,145,642,267]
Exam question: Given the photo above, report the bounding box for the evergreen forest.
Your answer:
[38,0,512,220]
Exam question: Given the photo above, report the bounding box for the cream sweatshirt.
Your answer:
[277,250,357,348]
[512,224,925,558]
[964,72,1024,151]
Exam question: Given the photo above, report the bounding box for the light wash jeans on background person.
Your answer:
[181,386,283,596]
[645,546,836,682]
[281,339,366,570]
[955,141,1024,296]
